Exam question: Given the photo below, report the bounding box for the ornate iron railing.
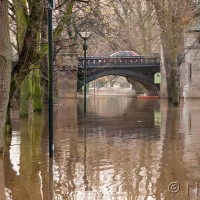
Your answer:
[78,56,160,68]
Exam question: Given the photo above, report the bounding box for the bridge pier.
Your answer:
[55,53,78,103]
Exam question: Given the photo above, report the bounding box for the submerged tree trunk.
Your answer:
[0,1,12,152]
[166,69,180,104]
[170,68,179,105]
[165,58,179,104]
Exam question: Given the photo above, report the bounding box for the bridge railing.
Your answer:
[78,56,160,68]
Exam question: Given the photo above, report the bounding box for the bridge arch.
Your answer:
[77,68,159,95]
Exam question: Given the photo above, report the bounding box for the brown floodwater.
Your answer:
[1,95,200,200]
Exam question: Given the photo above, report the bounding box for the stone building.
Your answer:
[180,16,200,98]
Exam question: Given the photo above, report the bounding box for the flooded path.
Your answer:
[1,95,200,200]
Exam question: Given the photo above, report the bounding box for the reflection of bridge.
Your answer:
[78,96,160,128]
[77,56,160,95]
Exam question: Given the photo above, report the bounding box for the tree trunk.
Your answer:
[0,1,12,153]
[170,69,180,105]
[148,0,190,106]
[20,76,30,117]
[5,101,12,135]
[32,69,43,112]
[166,77,172,101]
[41,9,49,104]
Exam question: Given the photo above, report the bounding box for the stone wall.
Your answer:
[180,30,200,98]
[55,53,78,103]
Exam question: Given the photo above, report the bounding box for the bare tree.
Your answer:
[93,0,160,55]
[147,0,196,104]
[4,0,79,133]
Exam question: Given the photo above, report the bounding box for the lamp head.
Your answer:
[79,32,92,40]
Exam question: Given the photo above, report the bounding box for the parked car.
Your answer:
[110,50,139,57]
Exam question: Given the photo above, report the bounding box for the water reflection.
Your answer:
[0,154,6,200]
[9,131,20,176]
[4,115,49,200]
[3,97,200,199]
[182,100,200,181]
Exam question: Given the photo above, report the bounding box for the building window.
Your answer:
[189,63,192,82]
[198,36,200,44]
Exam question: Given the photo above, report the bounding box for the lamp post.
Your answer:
[48,0,54,158]
[79,32,92,113]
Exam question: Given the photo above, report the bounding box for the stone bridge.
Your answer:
[77,56,160,95]
[55,53,161,101]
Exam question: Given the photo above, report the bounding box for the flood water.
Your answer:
[1,94,200,200]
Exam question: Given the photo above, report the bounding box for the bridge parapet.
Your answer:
[78,56,160,68]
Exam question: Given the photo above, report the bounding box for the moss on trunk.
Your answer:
[20,77,30,117]
[32,69,43,113]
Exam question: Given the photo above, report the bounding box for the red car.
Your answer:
[110,50,139,57]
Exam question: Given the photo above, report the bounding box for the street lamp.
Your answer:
[48,0,54,158]
[79,32,92,113]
